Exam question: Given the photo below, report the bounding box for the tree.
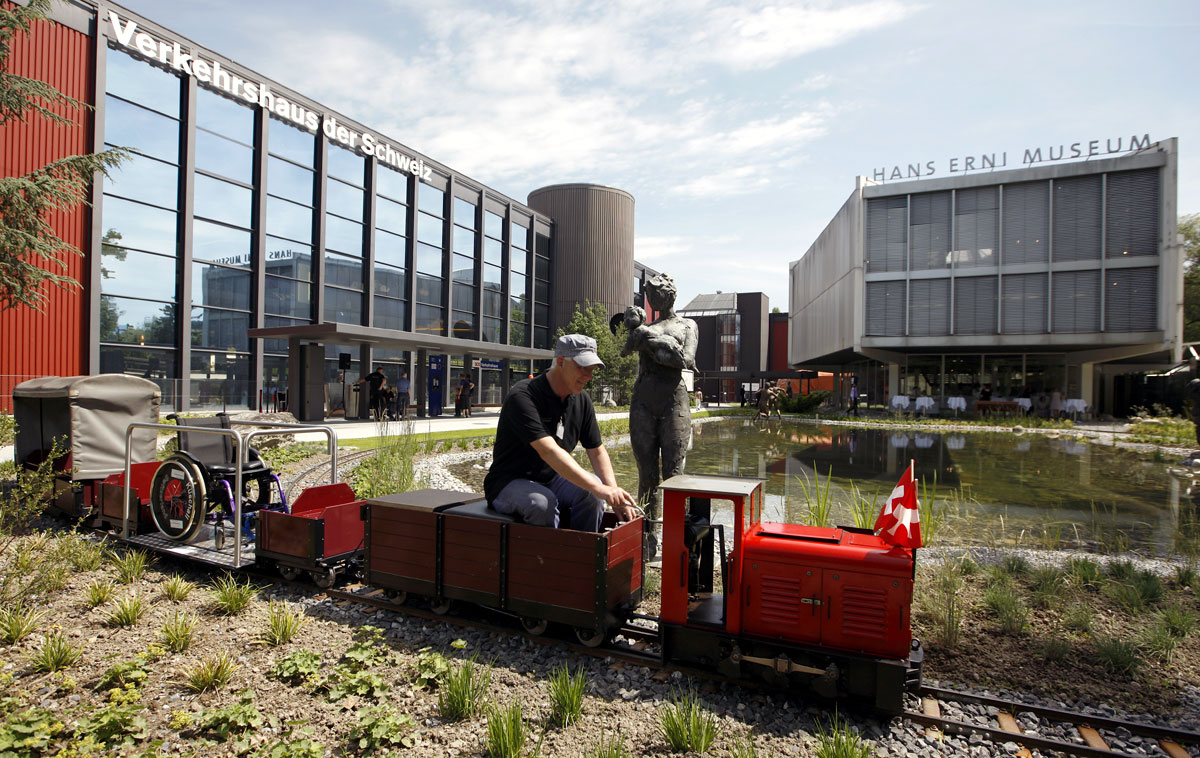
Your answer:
[557,301,638,404]
[1182,213,1199,343]
[0,0,127,311]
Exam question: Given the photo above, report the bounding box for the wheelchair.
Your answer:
[149,413,288,547]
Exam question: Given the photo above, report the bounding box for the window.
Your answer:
[1052,271,1101,333]
[1105,268,1157,332]
[1001,274,1048,334]
[865,196,906,273]
[909,192,950,271]
[953,276,997,335]
[953,186,997,268]
[908,279,950,336]
[865,281,905,336]
[1053,175,1102,262]
[1106,169,1159,259]
[1002,181,1048,265]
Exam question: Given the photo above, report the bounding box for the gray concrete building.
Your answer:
[788,138,1183,416]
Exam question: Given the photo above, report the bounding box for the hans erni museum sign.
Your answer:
[107,12,434,182]
[869,134,1152,183]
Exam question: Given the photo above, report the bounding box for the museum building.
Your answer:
[1,1,641,417]
[788,139,1184,416]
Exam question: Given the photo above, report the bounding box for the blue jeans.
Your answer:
[492,474,605,531]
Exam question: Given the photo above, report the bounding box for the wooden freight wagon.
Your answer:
[257,482,365,587]
[365,489,643,646]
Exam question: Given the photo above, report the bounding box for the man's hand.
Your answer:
[593,482,637,521]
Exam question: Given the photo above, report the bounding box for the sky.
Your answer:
[116,0,1200,312]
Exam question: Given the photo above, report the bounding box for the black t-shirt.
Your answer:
[484,372,602,503]
[366,371,385,395]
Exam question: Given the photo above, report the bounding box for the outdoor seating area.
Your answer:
[883,392,1092,420]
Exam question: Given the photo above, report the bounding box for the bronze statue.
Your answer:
[622,273,698,517]
[757,385,786,419]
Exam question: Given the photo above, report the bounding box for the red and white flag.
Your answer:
[874,460,922,548]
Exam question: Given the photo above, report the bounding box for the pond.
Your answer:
[605,419,1197,556]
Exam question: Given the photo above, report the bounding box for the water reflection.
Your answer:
[604,419,1193,554]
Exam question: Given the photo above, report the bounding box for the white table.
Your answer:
[1064,398,1087,417]
[946,396,967,413]
[1015,397,1032,412]
[914,396,936,414]
[890,433,910,448]
[946,435,966,450]
[914,434,935,448]
[891,395,910,411]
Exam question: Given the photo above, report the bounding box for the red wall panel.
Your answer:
[0,8,95,409]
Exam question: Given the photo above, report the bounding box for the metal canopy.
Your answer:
[248,322,554,362]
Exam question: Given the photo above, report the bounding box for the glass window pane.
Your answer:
[452,310,475,340]
[195,174,252,228]
[327,145,364,185]
[511,223,529,250]
[452,253,474,283]
[100,248,176,298]
[195,130,253,184]
[105,96,178,163]
[193,220,251,267]
[416,242,443,276]
[453,198,477,228]
[265,237,312,280]
[192,262,250,310]
[325,214,363,256]
[375,228,406,268]
[99,345,175,380]
[417,212,443,247]
[268,157,313,205]
[534,326,549,350]
[483,289,503,317]
[100,296,176,346]
[263,315,307,353]
[509,293,528,320]
[190,307,249,351]
[484,237,502,266]
[105,49,180,117]
[452,226,475,257]
[485,210,503,240]
[268,116,314,166]
[325,252,363,290]
[327,179,363,222]
[104,152,177,209]
[377,165,408,203]
[189,352,250,406]
[508,316,527,347]
[265,275,312,318]
[534,303,549,326]
[416,303,444,335]
[534,279,549,304]
[452,282,475,311]
[510,247,527,275]
[418,182,444,216]
[323,285,362,324]
[196,88,252,144]
[483,263,503,292]
[416,273,443,306]
[481,316,502,343]
[374,263,406,297]
[510,272,527,299]
[373,296,405,330]
[266,196,312,244]
[535,255,549,280]
[376,196,407,234]
[101,195,177,254]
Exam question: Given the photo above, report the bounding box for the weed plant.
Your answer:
[105,594,149,628]
[273,648,324,688]
[1066,556,1102,588]
[1174,563,1198,590]
[161,610,199,653]
[1132,571,1164,605]
[73,685,149,748]
[548,663,587,726]
[983,585,1029,635]
[110,549,151,584]
[85,578,117,608]
[195,691,263,741]
[813,712,872,758]
[0,604,45,644]
[1104,581,1146,615]
[1156,604,1197,638]
[161,575,194,602]
[210,572,260,615]
[327,668,390,701]
[349,705,416,753]
[350,419,423,498]
[1093,635,1141,676]
[795,465,834,528]
[1040,637,1071,662]
[183,651,238,692]
[261,599,309,646]
[258,725,326,758]
[1140,625,1179,663]
[592,732,629,758]
[438,655,492,721]
[1107,559,1137,582]
[61,533,104,571]
[486,702,527,758]
[30,631,83,672]
[1063,604,1093,633]
[99,647,162,689]
[1000,554,1030,576]
[658,688,719,754]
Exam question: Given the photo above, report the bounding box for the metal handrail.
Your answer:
[122,421,338,569]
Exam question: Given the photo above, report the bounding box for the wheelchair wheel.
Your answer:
[149,456,208,541]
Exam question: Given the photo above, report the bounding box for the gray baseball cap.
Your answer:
[555,334,604,368]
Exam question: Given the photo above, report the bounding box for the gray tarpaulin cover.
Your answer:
[13,375,160,479]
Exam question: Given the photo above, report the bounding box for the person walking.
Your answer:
[849,377,860,417]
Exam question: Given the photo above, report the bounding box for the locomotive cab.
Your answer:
[657,474,922,713]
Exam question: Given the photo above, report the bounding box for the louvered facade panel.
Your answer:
[865,196,907,273]
[1052,175,1102,262]
[909,191,951,271]
[1001,273,1047,334]
[865,280,905,336]
[1051,270,1100,333]
[908,278,950,336]
[1104,267,1158,332]
[954,186,998,269]
[1105,169,1159,259]
[954,276,997,335]
[1002,181,1049,265]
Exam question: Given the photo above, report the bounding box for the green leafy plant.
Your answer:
[105,593,150,628]
[1063,603,1093,633]
[160,610,199,653]
[182,651,238,692]
[1040,636,1071,662]
[1140,624,1179,663]
[1156,604,1197,638]
[109,549,151,584]
[658,687,718,754]
[261,599,309,646]
[795,465,834,528]
[548,663,587,726]
[1066,556,1102,587]
[30,630,83,672]
[194,690,263,741]
[0,704,65,758]
[486,702,528,758]
[1093,635,1141,676]
[412,646,453,689]
[813,712,872,758]
[98,646,163,690]
[1106,559,1137,582]
[160,575,194,602]
[272,648,324,688]
[592,732,629,758]
[348,705,416,753]
[258,724,326,758]
[84,578,117,608]
[0,604,45,644]
[439,655,492,721]
[983,585,1028,635]
[327,668,389,701]
[209,573,260,615]
[72,685,149,749]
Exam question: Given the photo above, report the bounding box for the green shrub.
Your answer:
[658,688,718,754]
[548,663,587,726]
[439,655,492,721]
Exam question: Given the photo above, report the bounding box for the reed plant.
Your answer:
[795,465,834,528]
[438,655,492,721]
[350,419,423,499]
[485,702,527,758]
[183,651,238,692]
[161,610,199,653]
[261,600,309,646]
[591,732,629,758]
[1093,635,1140,676]
[30,631,83,673]
[812,712,872,758]
[847,482,877,530]
[918,473,948,545]
[161,575,195,602]
[927,560,964,650]
[728,734,760,758]
[105,594,150,628]
[658,688,718,754]
[0,604,44,644]
[547,663,587,726]
[85,578,117,608]
[210,573,260,615]
[110,548,151,584]
[1156,604,1197,638]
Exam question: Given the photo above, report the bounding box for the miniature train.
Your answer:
[11,374,923,712]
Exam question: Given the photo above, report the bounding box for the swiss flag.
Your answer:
[874,460,922,549]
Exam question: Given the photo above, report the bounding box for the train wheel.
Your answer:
[383,589,408,605]
[311,568,338,589]
[574,626,607,648]
[430,598,454,616]
[520,617,549,636]
[278,565,302,581]
[149,456,207,541]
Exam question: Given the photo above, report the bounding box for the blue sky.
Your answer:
[118,0,1199,311]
